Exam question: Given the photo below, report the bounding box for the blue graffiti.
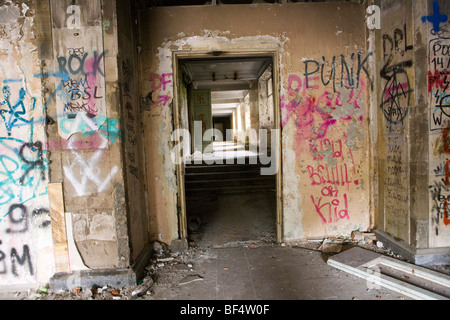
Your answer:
[0,137,49,224]
[422,1,448,33]
[0,84,36,139]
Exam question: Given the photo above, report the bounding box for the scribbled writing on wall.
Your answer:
[380,21,414,236]
[429,36,450,131]
[282,51,371,226]
[380,25,414,127]
[142,73,173,110]
[307,137,358,224]
[0,97,50,281]
[428,7,450,239]
[55,48,108,140]
[0,76,52,282]
[281,52,372,140]
[430,128,450,234]
[0,81,36,140]
[63,132,119,197]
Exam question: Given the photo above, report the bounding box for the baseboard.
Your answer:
[49,268,137,291]
[374,230,450,266]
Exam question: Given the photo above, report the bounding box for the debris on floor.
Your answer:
[4,237,449,300]
[351,231,377,244]
[318,238,345,253]
[179,274,204,286]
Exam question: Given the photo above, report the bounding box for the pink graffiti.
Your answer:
[45,132,106,151]
[311,186,350,224]
[149,73,173,108]
[307,163,358,189]
[282,74,367,138]
[150,73,173,91]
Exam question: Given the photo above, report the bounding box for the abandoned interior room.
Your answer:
[1,0,450,301]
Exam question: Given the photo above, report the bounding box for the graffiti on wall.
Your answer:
[427,2,450,241]
[0,81,50,281]
[282,51,371,226]
[55,48,108,140]
[378,18,415,236]
[142,73,173,110]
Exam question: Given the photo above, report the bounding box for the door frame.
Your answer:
[172,50,283,243]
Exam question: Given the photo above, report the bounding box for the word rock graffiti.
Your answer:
[55,48,108,140]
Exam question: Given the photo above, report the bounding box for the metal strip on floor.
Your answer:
[327,247,450,300]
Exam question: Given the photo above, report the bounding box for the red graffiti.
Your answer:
[443,128,450,154]
[307,163,358,189]
[311,186,350,224]
[444,199,450,226]
[428,70,450,93]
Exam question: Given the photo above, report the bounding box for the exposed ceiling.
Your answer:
[181,56,272,116]
[136,0,366,8]
[182,56,272,91]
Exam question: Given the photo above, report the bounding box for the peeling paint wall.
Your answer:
[0,0,54,287]
[377,0,415,245]
[44,0,130,270]
[116,0,148,265]
[376,0,450,252]
[0,0,134,286]
[138,3,371,243]
[426,0,450,248]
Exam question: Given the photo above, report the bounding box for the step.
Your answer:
[185,165,271,174]
[185,176,275,188]
[185,184,276,196]
[185,170,265,181]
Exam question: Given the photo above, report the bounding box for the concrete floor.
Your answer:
[146,244,409,300]
[164,190,410,300]
[187,191,277,248]
[0,190,413,300]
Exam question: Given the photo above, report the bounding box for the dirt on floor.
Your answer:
[5,236,450,300]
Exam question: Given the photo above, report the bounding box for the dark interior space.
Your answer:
[178,55,277,248]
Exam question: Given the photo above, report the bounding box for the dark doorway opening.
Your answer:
[176,54,278,248]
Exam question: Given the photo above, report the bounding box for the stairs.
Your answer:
[184,159,276,197]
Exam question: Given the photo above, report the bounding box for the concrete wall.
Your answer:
[116,0,149,265]
[376,0,416,245]
[138,2,372,243]
[0,0,134,287]
[426,0,450,248]
[376,0,450,256]
[0,0,54,287]
[46,0,130,270]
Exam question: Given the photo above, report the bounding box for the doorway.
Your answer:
[172,52,282,248]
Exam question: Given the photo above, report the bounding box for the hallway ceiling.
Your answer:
[137,0,365,8]
[183,56,272,91]
[182,56,272,116]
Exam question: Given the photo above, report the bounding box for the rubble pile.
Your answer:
[16,241,206,301]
